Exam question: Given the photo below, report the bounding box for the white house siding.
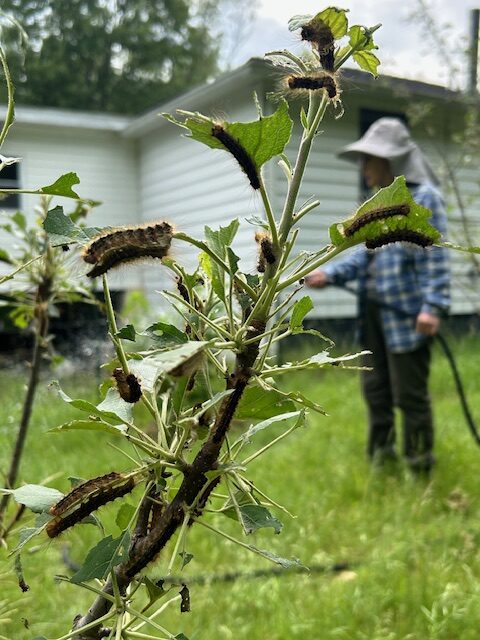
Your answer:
[0,122,139,290]
[136,89,267,309]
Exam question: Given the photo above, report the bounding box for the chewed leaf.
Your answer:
[40,172,81,199]
[314,7,349,39]
[43,206,101,245]
[353,50,380,77]
[329,176,441,250]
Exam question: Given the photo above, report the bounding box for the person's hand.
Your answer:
[304,271,328,288]
[416,312,440,336]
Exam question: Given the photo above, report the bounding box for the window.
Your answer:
[0,160,20,209]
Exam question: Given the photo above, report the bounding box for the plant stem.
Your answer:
[0,277,50,539]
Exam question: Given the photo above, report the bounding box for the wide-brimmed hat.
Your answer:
[338,117,439,185]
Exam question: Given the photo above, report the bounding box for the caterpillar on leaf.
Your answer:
[211,125,260,189]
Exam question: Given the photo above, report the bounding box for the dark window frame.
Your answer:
[0,159,21,209]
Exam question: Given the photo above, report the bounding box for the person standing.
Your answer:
[306,118,450,472]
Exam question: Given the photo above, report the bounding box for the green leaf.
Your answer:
[241,411,303,443]
[348,25,376,51]
[289,296,313,330]
[0,247,12,263]
[205,220,240,302]
[300,106,308,131]
[257,377,326,414]
[43,206,100,245]
[144,576,167,605]
[52,381,132,425]
[247,546,304,569]
[329,176,441,249]
[142,322,188,346]
[353,50,380,77]
[129,342,210,393]
[50,419,127,436]
[315,7,349,39]
[226,247,240,275]
[71,532,131,583]
[116,324,136,341]
[179,551,194,568]
[11,211,27,231]
[116,504,136,530]
[10,515,50,555]
[40,172,81,199]
[236,505,283,535]
[165,100,293,173]
[8,484,63,513]
[235,385,297,420]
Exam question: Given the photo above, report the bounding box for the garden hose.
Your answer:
[336,283,480,447]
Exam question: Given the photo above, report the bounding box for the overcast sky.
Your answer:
[229,0,479,90]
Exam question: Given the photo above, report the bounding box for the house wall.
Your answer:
[137,85,267,308]
[0,122,139,290]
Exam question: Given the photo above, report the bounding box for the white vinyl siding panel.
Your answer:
[138,97,266,303]
[0,124,139,289]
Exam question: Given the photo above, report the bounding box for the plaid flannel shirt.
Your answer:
[322,184,451,353]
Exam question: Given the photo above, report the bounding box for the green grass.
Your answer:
[1,337,480,640]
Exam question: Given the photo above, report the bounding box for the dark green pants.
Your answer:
[361,301,434,468]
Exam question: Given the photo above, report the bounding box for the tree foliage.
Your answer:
[0,0,221,114]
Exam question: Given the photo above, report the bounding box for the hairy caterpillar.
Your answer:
[82,221,173,278]
[301,20,335,71]
[113,368,142,403]
[287,74,337,99]
[366,229,434,249]
[47,472,135,538]
[211,124,260,189]
[255,231,276,273]
[344,204,411,237]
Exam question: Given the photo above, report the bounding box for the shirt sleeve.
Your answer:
[413,186,451,315]
[322,245,368,285]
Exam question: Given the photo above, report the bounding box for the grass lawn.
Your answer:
[1,336,479,640]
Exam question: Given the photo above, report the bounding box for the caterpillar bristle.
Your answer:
[211,125,260,190]
[82,221,173,278]
[366,229,433,249]
[344,204,411,237]
[287,74,337,99]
